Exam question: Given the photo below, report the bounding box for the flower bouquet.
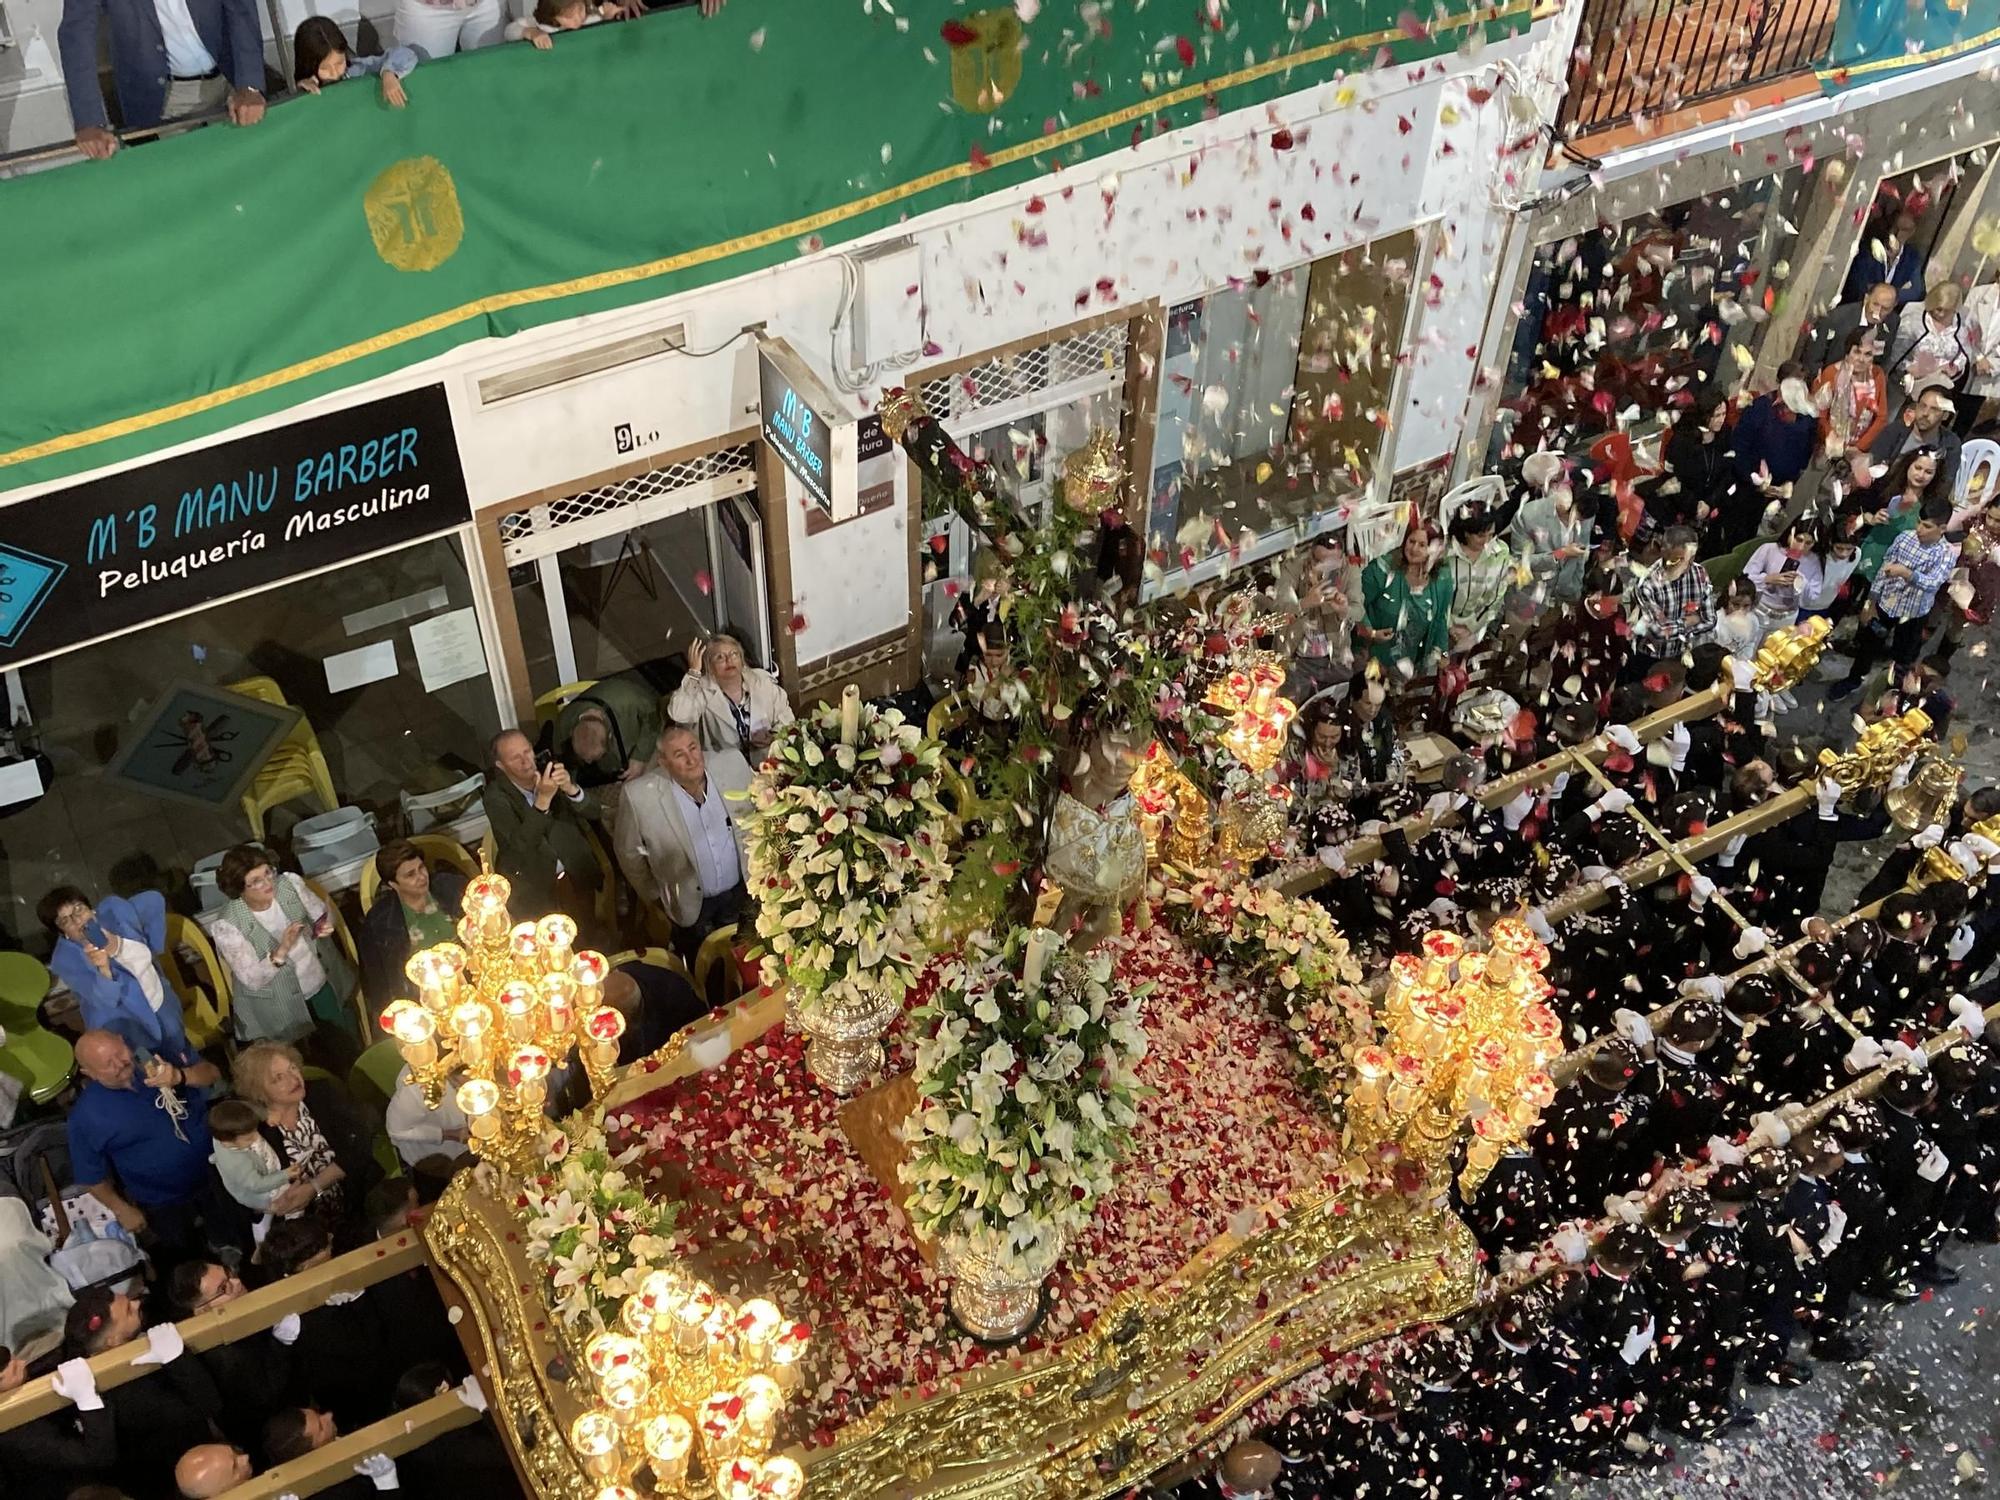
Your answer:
[1167,880,1370,1103]
[741,685,954,1093]
[517,1116,679,1332]
[901,928,1149,1341]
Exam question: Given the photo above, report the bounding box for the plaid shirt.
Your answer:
[1870,530,1957,623]
[1631,561,1716,657]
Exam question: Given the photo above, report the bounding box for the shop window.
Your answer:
[1,535,497,942]
[1146,229,1419,595]
[1495,168,1807,462]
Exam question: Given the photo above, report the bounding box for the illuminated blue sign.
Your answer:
[757,337,858,521]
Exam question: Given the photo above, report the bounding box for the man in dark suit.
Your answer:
[57,0,267,160]
[1801,282,1898,376]
[480,729,605,928]
[1868,376,1965,492]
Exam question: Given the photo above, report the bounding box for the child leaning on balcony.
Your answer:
[293,17,419,108]
[507,0,639,48]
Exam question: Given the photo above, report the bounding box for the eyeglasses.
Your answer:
[56,905,92,928]
[242,872,278,891]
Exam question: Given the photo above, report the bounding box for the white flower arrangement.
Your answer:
[900,934,1149,1280]
[1167,880,1369,1101]
[741,697,954,1016]
[517,1118,678,1329]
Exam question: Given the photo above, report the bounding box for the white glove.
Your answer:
[1913,823,1947,851]
[1599,871,1627,892]
[1424,790,1468,821]
[1525,907,1556,944]
[1889,755,1917,792]
[1613,1008,1655,1048]
[132,1322,184,1366]
[1502,789,1537,831]
[1949,926,1978,964]
[1318,843,1349,875]
[272,1313,302,1346]
[1707,1135,1746,1166]
[1820,1201,1848,1256]
[1918,1144,1950,1183]
[1587,787,1635,821]
[1667,722,1692,772]
[1731,926,1770,960]
[1966,831,2000,870]
[1688,875,1717,909]
[1550,770,1572,799]
[52,1358,103,1411]
[1885,1040,1929,1073]
[354,1454,401,1491]
[1552,1226,1592,1265]
[1844,1036,1888,1074]
[1606,724,1643,755]
[1816,778,1843,819]
[1620,1316,1656,1365]
[1731,656,1758,692]
[1950,993,1987,1038]
[1678,974,1727,1002]
[454,1375,489,1413]
[1749,1109,1793,1149]
[1717,833,1749,868]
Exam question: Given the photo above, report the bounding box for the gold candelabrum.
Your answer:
[1817,709,1934,799]
[1750,614,1831,693]
[376,865,629,1179]
[567,1273,812,1500]
[1912,811,2000,892]
[1344,920,1561,1196]
[1205,657,1297,866]
[1130,742,1212,868]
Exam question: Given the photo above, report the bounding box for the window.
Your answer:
[2,536,497,940]
[1147,230,1420,594]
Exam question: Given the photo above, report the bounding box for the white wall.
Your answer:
[1,17,1563,666]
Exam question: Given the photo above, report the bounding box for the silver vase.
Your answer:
[794,977,900,1096]
[940,1227,1063,1344]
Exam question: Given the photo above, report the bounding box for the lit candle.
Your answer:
[756,1456,805,1499]
[465,873,513,944]
[499,981,538,1041]
[714,1456,761,1500]
[541,974,579,1036]
[451,1000,492,1067]
[568,1411,621,1480]
[585,1331,649,1385]
[736,1299,782,1370]
[586,1006,627,1068]
[572,951,608,1012]
[594,1489,641,1500]
[1022,927,1057,990]
[601,1367,650,1426]
[405,949,463,1013]
[700,1390,746,1463]
[770,1320,810,1390]
[736,1373,781,1455]
[703,1298,739,1367]
[625,1269,685,1337]
[509,1045,552,1112]
[1385,1054,1426,1117]
[537,914,578,972]
[380,1001,437,1069]
[641,1412,693,1488]
[838,683,861,748]
[457,1079,501,1141]
[510,921,542,975]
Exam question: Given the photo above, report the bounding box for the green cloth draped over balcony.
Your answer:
[1825,0,2000,84]
[0,0,1522,491]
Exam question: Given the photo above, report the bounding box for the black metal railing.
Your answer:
[1558,0,1841,136]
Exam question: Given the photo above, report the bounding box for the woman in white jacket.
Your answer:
[668,633,794,758]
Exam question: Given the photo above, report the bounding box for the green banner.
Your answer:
[1824,0,2000,86]
[0,0,1524,491]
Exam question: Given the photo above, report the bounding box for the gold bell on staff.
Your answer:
[1887,752,1963,832]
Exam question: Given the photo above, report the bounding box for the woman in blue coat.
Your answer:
[38,886,191,1063]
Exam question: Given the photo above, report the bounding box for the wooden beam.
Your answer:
[228,1389,483,1499]
[604,982,787,1110]
[0,1233,425,1432]
[1272,683,1733,897]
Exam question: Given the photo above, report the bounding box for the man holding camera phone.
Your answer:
[481,728,606,926]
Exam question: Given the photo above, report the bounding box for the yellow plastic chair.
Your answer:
[163,913,233,1045]
[229,676,337,840]
[534,680,599,728]
[605,946,694,987]
[357,833,481,912]
[694,925,744,1006]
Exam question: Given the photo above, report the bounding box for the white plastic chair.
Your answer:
[1953,438,2000,526]
[292,807,380,885]
[401,773,490,844]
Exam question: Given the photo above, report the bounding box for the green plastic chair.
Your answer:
[0,951,52,1031]
[348,1040,405,1117]
[0,1025,75,1106]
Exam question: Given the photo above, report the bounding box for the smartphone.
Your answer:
[84,918,108,949]
[535,749,556,773]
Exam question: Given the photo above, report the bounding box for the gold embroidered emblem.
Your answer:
[363,156,464,273]
[949,7,1024,114]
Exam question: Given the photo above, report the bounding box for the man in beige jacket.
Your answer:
[614,725,754,963]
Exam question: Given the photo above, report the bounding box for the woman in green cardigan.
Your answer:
[1360,525,1455,680]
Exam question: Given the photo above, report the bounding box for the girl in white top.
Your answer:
[1742,520,1825,634]
[668,632,794,758]
[1712,575,1763,657]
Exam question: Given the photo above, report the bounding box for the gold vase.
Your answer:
[794,975,901,1096]
[940,1227,1062,1344]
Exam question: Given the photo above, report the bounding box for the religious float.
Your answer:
[409,391,1898,1499]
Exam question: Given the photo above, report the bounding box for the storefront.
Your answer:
[0,384,500,940]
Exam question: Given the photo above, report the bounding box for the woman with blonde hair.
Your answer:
[1886,280,1980,402]
[667,631,794,758]
[231,1042,379,1239]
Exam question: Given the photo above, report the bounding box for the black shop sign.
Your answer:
[0,385,471,671]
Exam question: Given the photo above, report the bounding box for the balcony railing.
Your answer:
[1558,0,1841,136]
